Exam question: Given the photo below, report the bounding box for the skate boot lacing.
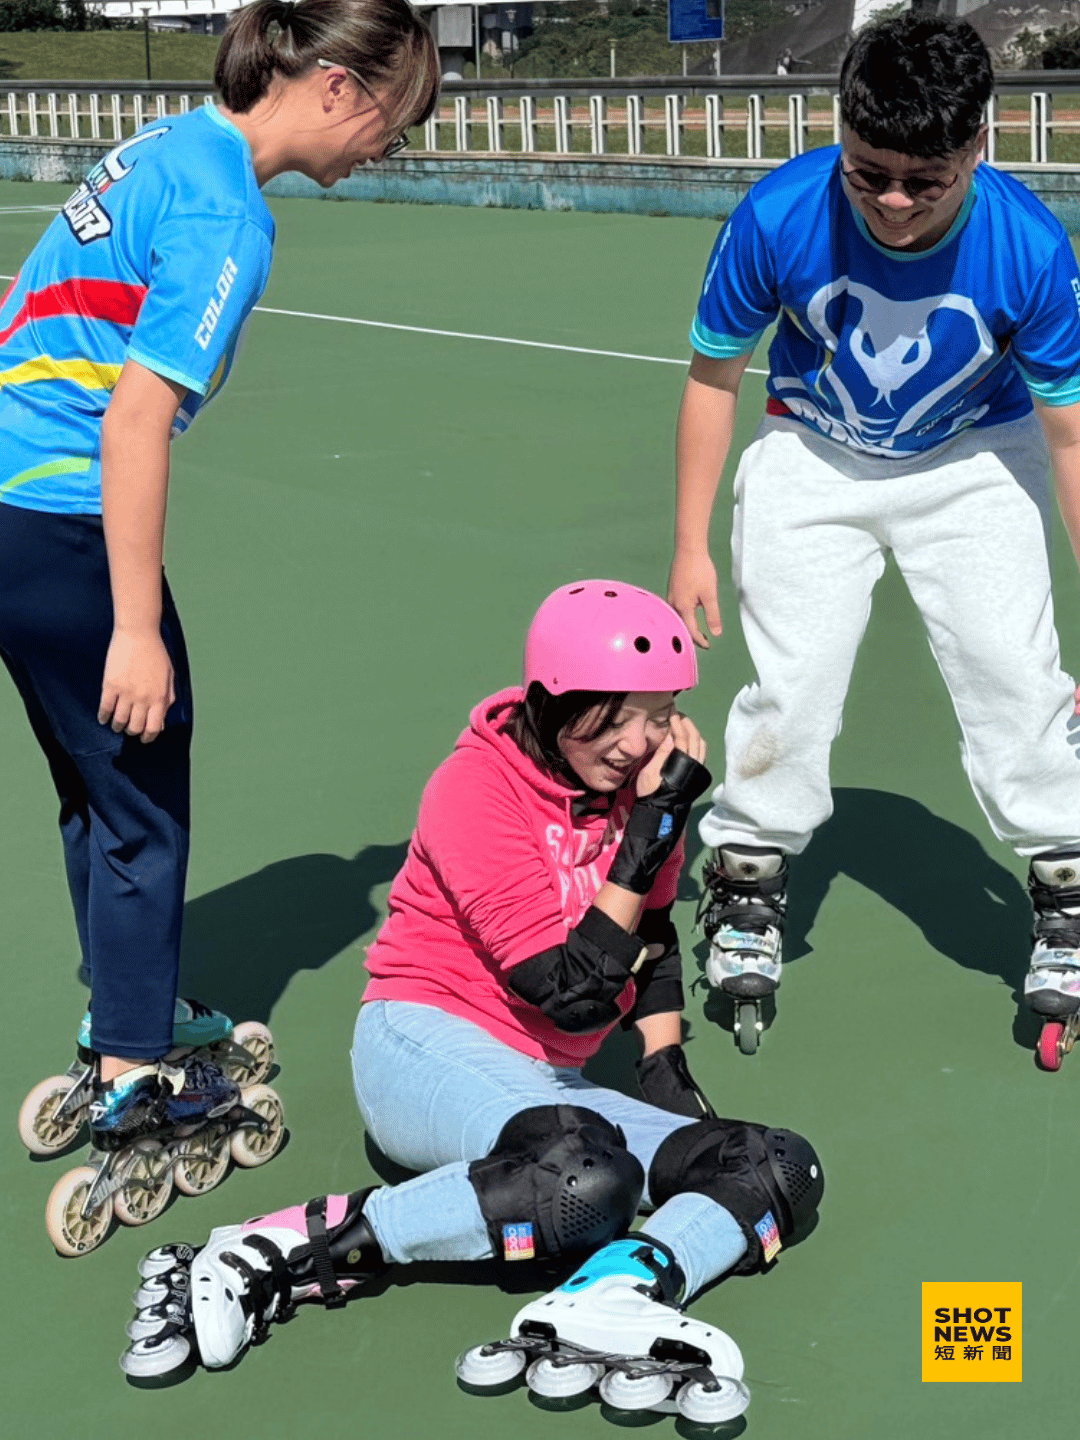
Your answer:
[1029,875,1080,959]
[697,855,787,947]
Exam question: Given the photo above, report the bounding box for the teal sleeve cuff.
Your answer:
[124,346,206,396]
[689,315,763,360]
[1014,361,1080,407]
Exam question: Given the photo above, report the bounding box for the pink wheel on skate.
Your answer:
[1037,1022,1065,1072]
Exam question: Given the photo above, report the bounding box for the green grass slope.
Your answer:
[0,31,218,83]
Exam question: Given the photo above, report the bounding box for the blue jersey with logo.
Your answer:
[0,104,274,512]
[691,146,1080,456]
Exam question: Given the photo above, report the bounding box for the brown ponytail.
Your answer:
[215,0,439,130]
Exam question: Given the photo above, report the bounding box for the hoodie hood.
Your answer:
[456,686,585,804]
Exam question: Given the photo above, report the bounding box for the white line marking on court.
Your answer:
[0,206,62,215]
[0,271,767,374]
[256,304,694,366]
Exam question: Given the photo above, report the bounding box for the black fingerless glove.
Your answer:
[606,749,712,896]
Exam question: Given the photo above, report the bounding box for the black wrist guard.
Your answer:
[607,750,712,896]
[636,1045,716,1120]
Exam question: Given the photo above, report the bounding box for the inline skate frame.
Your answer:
[45,1056,285,1257]
[699,847,787,1055]
[18,997,275,1157]
[1026,852,1080,1071]
[456,1237,749,1423]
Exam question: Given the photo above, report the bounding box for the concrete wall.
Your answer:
[4,137,1080,230]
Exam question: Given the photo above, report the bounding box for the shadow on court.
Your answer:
[178,841,409,1023]
[686,787,1036,1047]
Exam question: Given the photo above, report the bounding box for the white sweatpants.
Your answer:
[700,412,1080,858]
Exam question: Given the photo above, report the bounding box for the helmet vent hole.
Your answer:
[672,637,683,653]
[569,587,584,594]
[633,636,651,653]
[604,590,617,598]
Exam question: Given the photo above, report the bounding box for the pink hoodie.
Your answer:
[363,687,683,1068]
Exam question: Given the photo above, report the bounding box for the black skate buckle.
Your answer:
[305,1198,348,1309]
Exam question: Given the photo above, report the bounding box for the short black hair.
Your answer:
[504,683,627,786]
[839,12,993,159]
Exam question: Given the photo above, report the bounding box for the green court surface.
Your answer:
[1,184,1078,1440]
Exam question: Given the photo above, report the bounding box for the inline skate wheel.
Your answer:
[229,1084,285,1168]
[1038,1022,1065,1072]
[599,1368,673,1411]
[134,1261,191,1310]
[173,1131,231,1196]
[119,1331,192,1379]
[736,1002,760,1055]
[139,1242,200,1280]
[455,1344,527,1387]
[113,1143,174,1227]
[46,1165,114,1256]
[676,1376,751,1424]
[220,1021,275,1086]
[126,1291,190,1342]
[526,1357,604,1399]
[18,1073,87,1155]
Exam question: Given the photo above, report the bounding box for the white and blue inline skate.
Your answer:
[120,1190,384,1377]
[700,847,788,1055]
[42,1040,284,1258]
[1026,851,1080,1071]
[456,1236,750,1424]
[18,997,275,1157]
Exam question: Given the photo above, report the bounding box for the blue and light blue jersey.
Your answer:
[692,146,1080,456]
[0,104,275,512]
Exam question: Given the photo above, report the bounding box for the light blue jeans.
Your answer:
[351,1000,747,1298]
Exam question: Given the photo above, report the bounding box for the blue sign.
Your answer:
[668,0,723,44]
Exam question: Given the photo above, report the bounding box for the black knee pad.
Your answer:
[649,1119,823,1274]
[468,1105,645,1263]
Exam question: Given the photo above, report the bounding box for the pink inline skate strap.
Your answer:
[242,1195,348,1234]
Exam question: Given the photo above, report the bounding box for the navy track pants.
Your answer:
[0,503,191,1058]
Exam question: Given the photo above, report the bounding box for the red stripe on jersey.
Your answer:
[0,277,147,348]
[765,396,791,417]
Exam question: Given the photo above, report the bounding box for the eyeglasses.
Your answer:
[317,58,410,159]
[840,160,961,203]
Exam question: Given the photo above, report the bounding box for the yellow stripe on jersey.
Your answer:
[0,355,123,392]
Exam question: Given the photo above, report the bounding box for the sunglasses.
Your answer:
[840,160,961,203]
[317,58,410,159]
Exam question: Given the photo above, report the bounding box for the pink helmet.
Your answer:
[525,580,698,695]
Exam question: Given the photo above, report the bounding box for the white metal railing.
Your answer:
[1,85,211,143]
[1,81,1079,166]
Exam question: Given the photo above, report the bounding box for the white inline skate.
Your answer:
[456,1236,750,1424]
[1026,851,1080,1071]
[45,1053,284,1258]
[699,847,787,1055]
[18,997,275,1157]
[120,1189,385,1378]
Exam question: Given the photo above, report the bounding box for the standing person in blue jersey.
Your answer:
[0,0,437,1157]
[667,13,1080,1064]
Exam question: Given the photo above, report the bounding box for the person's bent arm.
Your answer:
[669,349,754,648]
[98,359,186,743]
[508,716,710,1032]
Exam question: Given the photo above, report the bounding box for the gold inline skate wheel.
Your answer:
[46,1165,114,1256]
